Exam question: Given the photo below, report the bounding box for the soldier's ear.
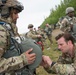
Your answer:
[68,40,72,45]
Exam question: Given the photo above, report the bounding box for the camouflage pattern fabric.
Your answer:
[45,26,53,44]
[36,29,42,35]
[36,29,45,41]
[0,17,28,73]
[45,46,76,75]
[45,25,52,36]
[37,29,45,41]
[27,30,38,41]
[60,16,76,32]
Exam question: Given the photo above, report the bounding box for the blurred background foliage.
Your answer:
[40,0,76,28]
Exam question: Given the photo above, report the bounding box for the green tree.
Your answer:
[41,0,76,28]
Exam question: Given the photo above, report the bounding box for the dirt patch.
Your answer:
[52,29,63,37]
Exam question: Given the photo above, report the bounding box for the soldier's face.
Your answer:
[29,27,33,31]
[69,11,74,17]
[10,9,19,24]
[57,37,70,53]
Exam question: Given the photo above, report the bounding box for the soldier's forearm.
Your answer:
[44,62,75,75]
[0,54,28,73]
[51,63,75,75]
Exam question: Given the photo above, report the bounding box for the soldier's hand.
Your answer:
[37,35,42,38]
[41,55,52,68]
[25,48,36,65]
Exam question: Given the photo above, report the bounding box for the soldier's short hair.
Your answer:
[55,33,75,44]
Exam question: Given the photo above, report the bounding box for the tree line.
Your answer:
[40,0,76,28]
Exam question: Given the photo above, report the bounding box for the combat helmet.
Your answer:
[28,24,34,29]
[0,0,24,18]
[65,7,74,14]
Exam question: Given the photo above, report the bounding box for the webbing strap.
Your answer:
[0,22,22,54]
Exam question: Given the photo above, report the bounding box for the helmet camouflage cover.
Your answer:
[65,7,74,14]
[0,0,24,17]
[5,0,24,12]
[28,24,34,28]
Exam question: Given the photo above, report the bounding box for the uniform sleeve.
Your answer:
[44,63,75,75]
[0,25,28,73]
[0,54,28,73]
[53,52,76,75]
[60,18,70,32]
[27,32,38,39]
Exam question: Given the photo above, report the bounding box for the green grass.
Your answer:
[36,36,61,75]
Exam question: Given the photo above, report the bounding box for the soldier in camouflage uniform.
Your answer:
[27,24,42,42]
[27,24,44,50]
[45,23,53,45]
[60,7,76,32]
[37,26,42,34]
[36,26,45,50]
[41,33,76,75]
[0,0,36,74]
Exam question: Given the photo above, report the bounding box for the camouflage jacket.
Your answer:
[45,26,52,36]
[60,16,76,32]
[36,29,42,35]
[27,30,38,41]
[45,46,76,75]
[0,17,28,74]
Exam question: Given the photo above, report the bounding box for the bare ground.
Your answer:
[52,29,63,37]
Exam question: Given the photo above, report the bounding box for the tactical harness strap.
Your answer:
[0,22,22,55]
[65,17,76,40]
[0,22,36,75]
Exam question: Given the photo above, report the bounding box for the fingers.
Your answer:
[42,55,52,66]
[25,48,36,65]
[26,48,33,54]
[42,55,49,62]
[27,55,36,65]
[28,53,36,61]
[25,48,36,59]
